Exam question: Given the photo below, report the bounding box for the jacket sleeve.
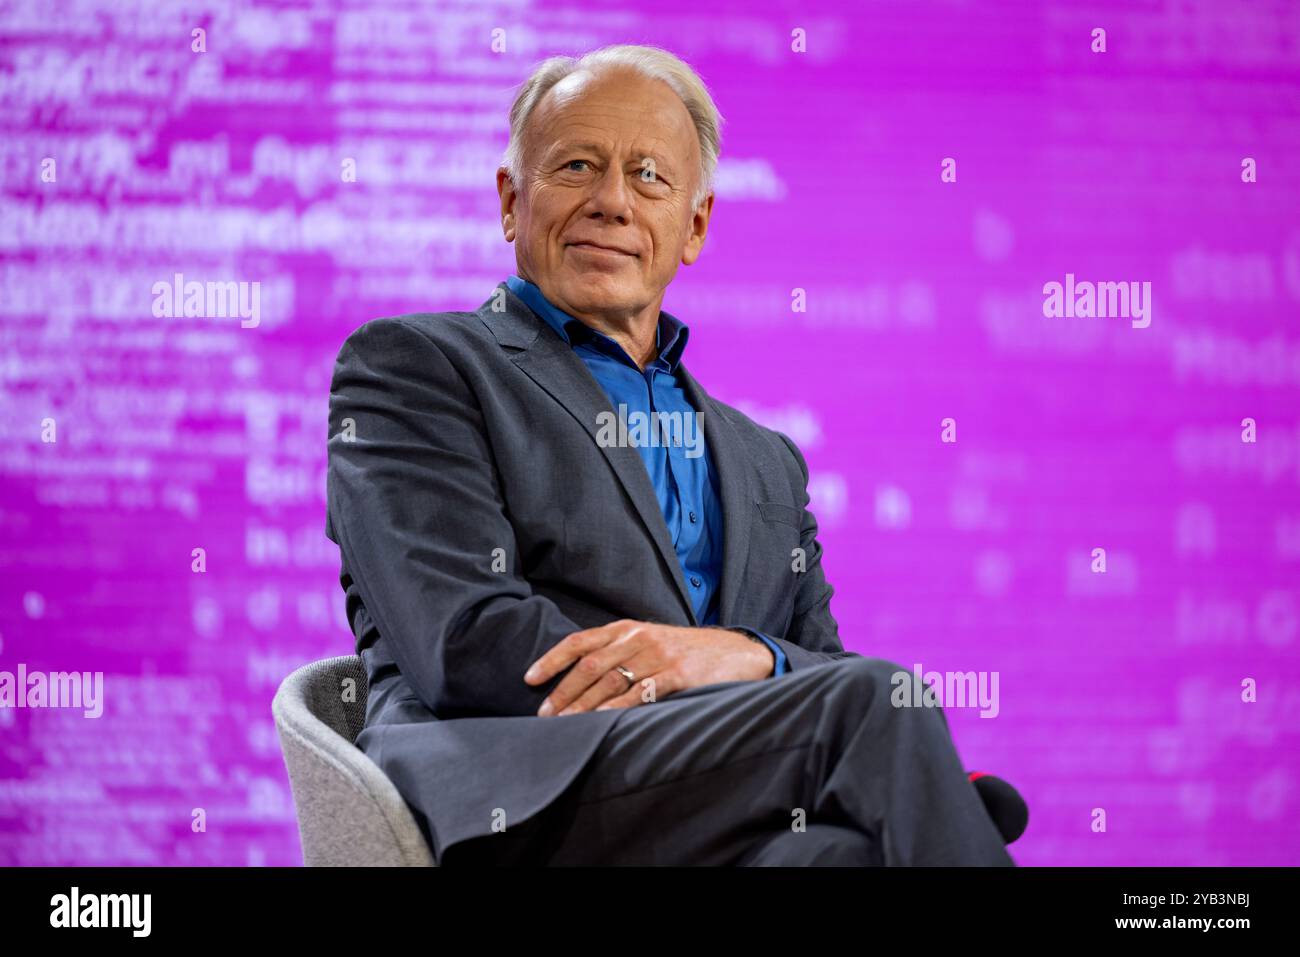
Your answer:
[326,316,583,719]
[765,431,863,672]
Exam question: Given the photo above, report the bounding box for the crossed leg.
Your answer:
[448,656,1014,867]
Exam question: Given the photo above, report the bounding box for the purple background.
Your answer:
[2,0,1298,865]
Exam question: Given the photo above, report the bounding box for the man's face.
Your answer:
[498,67,713,324]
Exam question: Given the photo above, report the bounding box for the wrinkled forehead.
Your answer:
[528,67,700,167]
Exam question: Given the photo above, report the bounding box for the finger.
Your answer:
[524,620,622,685]
[560,649,671,716]
[594,672,673,712]
[540,625,651,715]
[556,667,638,716]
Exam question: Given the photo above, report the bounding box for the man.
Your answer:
[325,43,1014,866]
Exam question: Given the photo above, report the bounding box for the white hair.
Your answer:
[501,44,724,210]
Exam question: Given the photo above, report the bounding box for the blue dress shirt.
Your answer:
[505,274,788,677]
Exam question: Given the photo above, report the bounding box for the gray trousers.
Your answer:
[444,656,1016,866]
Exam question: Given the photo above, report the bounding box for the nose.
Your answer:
[583,164,633,224]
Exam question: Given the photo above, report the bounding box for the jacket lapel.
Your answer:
[477,283,699,625]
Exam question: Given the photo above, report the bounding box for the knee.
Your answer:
[832,655,913,702]
[828,657,950,730]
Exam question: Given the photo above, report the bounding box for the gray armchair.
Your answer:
[272,655,435,866]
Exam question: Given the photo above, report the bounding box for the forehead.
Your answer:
[530,68,699,164]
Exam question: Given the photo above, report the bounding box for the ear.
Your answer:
[680,191,714,266]
[497,167,519,242]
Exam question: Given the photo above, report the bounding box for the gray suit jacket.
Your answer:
[325,280,860,860]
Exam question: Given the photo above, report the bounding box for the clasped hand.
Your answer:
[523,620,774,717]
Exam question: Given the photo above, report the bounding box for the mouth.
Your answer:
[566,242,638,258]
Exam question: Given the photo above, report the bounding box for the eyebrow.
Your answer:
[549,141,676,171]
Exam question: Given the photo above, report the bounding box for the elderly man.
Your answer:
[326,44,1014,866]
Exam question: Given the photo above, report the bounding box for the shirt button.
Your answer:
[689,511,698,523]
[690,576,701,587]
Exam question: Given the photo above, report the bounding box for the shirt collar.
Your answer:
[505,274,690,371]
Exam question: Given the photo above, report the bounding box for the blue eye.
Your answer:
[566,160,590,171]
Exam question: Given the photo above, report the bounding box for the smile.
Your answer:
[567,243,637,258]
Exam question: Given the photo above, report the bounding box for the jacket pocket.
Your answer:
[757,500,801,528]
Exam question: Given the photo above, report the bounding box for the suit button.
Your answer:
[690,576,701,587]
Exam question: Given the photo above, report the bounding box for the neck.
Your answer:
[522,273,663,370]
[590,317,658,369]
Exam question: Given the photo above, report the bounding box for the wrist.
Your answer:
[718,626,775,677]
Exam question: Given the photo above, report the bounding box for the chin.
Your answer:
[561,273,638,307]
